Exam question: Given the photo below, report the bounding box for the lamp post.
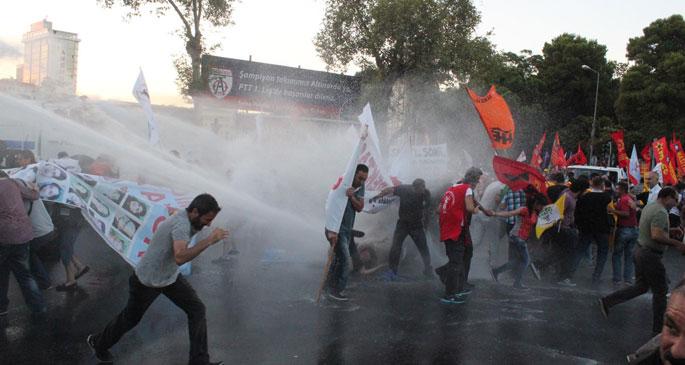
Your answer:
[582,64,600,165]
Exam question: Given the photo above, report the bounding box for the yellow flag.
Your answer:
[535,193,566,238]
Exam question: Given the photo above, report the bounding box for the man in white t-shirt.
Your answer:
[648,171,663,204]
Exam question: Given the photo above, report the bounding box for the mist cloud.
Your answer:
[0,39,21,59]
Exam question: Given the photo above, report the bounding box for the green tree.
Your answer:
[99,0,235,95]
[616,14,685,146]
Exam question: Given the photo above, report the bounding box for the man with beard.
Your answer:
[87,194,228,365]
[627,279,685,364]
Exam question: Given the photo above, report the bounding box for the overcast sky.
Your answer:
[0,0,681,105]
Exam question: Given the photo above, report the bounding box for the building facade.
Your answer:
[18,20,79,94]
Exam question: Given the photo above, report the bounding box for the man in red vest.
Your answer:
[436,167,491,304]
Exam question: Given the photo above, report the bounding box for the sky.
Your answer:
[0,0,682,106]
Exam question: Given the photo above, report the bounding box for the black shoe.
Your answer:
[208,362,224,365]
[56,282,78,292]
[490,268,499,282]
[87,334,113,363]
[598,298,609,319]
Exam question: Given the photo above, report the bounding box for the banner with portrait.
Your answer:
[8,162,195,271]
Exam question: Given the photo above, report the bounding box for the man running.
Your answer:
[87,194,228,365]
[599,187,685,335]
[373,178,432,279]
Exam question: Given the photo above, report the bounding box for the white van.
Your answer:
[566,165,628,184]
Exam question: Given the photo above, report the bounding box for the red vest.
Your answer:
[439,184,472,243]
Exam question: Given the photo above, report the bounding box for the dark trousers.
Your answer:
[554,228,579,281]
[93,274,209,365]
[437,237,473,296]
[575,231,609,282]
[29,232,55,289]
[0,242,46,313]
[388,220,431,274]
[602,247,668,333]
[493,236,530,287]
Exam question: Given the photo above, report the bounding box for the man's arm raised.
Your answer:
[173,228,228,265]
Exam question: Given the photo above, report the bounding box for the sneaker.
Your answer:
[458,287,472,296]
[440,295,466,304]
[327,291,349,302]
[0,308,7,317]
[556,279,577,287]
[465,282,476,290]
[490,268,499,282]
[598,298,609,318]
[87,334,113,363]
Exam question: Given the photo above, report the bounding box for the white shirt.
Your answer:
[648,184,662,204]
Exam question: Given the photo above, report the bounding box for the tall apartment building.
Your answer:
[18,20,79,94]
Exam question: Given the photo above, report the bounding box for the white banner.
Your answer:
[133,69,160,146]
[9,162,194,272]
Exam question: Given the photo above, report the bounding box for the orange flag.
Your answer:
[530,132,546,169]
[466,86,516,150]
[653,137,678,185]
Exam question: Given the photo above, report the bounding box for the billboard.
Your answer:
[200,55,361,118]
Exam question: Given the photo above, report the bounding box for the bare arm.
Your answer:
[651,225,685,249]
[374,186,395,199]
[494,207,525,218]
[346,188,364,212]
[465,195,478,214]
[173,228,228,265]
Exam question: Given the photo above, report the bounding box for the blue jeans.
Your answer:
[493,236,530,286]
[574,232,609,282]
[0,242,47,313]
[327,230,352,293]
[612,227,638,283]
[29,232,55,289]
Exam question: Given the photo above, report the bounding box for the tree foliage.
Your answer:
[616,15,685,145]
[98,0,235,95]
[315,0,494,82]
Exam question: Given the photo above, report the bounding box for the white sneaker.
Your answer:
[556,279,577,287]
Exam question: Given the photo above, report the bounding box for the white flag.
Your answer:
[629,145,640,185]
[516,150,527,162]
[132,69,160,146]
[325,127,367,233]
[357,103,397,213]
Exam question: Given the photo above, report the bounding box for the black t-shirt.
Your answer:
[395,185,430,225]
[575,191,613,234]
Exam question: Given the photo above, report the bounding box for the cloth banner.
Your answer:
[550,132,566,168]
[133,69,160,146]
[356,103,397,213]
[610,130,630,168]
[466,86,515,150]
[492,156,547,195]
[535,193,566,238]
[9,162,194,271]
[566,144,587,166]
[653,137,677,185]
[530,132,546,169]
[670,136,685,177]
[628,145,640,185]
[641,144,652,167]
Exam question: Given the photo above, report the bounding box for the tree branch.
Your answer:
[167,0,193,38]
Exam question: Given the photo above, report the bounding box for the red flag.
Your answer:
[493,156,547,195]
[567,144,588,166]
[610,130,630,168]
[466,86,516,150]
[550,132,566,168]
[670,135,685,177]
[530,132,546,169]
[641,144,652,166]
[653,137,678,185]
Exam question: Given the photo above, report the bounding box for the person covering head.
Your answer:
[57,151,69,159]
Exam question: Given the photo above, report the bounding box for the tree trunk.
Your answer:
[187,35,203,94]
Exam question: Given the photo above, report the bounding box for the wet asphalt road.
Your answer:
[2,225,682,365]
